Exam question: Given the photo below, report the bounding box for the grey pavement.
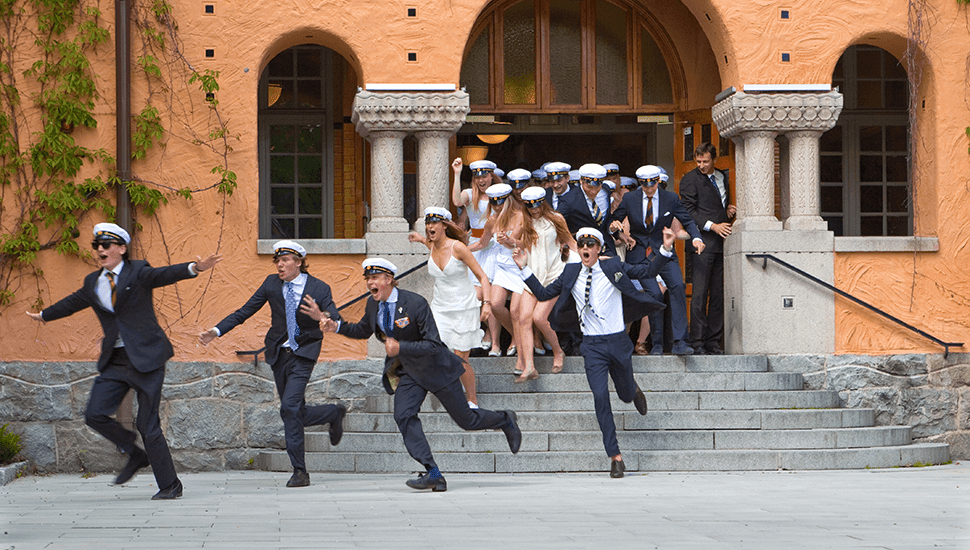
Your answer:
[2,463,969,550]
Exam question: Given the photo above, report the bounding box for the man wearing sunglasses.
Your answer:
[26,223,221,500]
[511,226,674,478]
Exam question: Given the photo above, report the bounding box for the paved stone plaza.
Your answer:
[2,463,967,549]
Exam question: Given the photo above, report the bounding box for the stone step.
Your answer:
[302,426,911,454]
[364,389,841,413]
[259,443,950,473]
[336,408,875,433]
[474,372,803,393]
[468,354,768,374]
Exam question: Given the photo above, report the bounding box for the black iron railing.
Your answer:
[747,253,964,358]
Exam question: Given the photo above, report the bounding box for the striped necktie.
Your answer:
[284,282,300,351]
[106,272,117,307]
[592,200,603,224]
[580,267,594,332]
[645,196,654,228]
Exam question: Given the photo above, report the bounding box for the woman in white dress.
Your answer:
[409,207,492,407]
[452,158,503,357]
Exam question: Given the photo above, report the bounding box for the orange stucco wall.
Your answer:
[2,0,969,360]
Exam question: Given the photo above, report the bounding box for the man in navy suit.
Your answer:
[557,164,617,256]
[320,259,521,492]
[512,227,673,478]
[199,240,346,488]
[679,143,736,355]
[543,161,572,211]
[27,223,222,500]
[609,165,705,356]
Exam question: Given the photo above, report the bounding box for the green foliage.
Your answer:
[132,105,163,160]
[0,423,22,464]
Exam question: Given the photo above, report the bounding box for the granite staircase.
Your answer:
[257,355,950,473]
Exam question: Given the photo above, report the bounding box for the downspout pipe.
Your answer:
[115,0,133,232]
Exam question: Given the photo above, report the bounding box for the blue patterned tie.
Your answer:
[285,282,299,351]
[710,174,725,207]
[381,301,393,338]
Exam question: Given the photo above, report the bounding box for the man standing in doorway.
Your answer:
[679,143,736,355]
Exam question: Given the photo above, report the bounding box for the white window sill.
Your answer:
[256,239,367,255]
[834,236,938,253]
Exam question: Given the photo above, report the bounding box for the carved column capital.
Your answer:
[712,91,843,139]
[352,90,471,137]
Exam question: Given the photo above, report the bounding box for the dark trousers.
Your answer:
[394,374,510,471]
[272,349,343,471]
[85,347,177,489]
[642,258,689,345]
[689,250,724,350]
[580,332,639,458]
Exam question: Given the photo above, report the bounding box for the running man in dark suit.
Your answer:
[199,240,346,488]
[319,258,521,492]
[679,143,736,355]
[511,227,674,478]
[27,222,222,500]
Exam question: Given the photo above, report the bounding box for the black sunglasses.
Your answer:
[91,241,122,250]
[577,237,601,248]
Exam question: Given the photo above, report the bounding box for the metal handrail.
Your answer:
[747,253,963,358]
[235,260,430,364]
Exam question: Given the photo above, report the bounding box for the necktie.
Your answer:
[581,267,594,332]
[284,282,299,351]
[592,200,602,224]
[710,174,725,207]
[645,196,654,228]
[381,301,393,338]
[106,271,117,308]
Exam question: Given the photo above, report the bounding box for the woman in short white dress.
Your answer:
[409,207,492,407]
[452,158,502,357]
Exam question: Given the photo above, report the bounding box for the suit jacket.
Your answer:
[679,167,731,253]
[215,274,341,366]
[609,187,701,265]
[337,289,463,395]
[41,260,198,373]
[544,186,571,211]
[523,256,669,333]
[556,186,617,256]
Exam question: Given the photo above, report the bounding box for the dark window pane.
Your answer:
[860,216,883,236]
[595,0,628,106]
[886,155,907,182]
[297,80,323,109]
[886,216,909,236]
[297,156,322,184]
[859,155,883,182]
[856,49,882,79]
[885,126,907,152]
[268,50,293,77]
[719,136,731,159]
[403,173,418,226]
[270,125,295,152]
[270,156,295,184]
[860,185,883,212]
[271,187,295,215]
[701,124,711,145]
[504,0,536,104]
[824,216,844,236]
[298,187,323,215]
[832,56,844,79]
[820,126,842,152]
[299,218,323,239]
[857,81,882,109]
[549,0,582,105]
[820,155,843,183]
[859,126,882,152]
[886,185,909,213]
[821,185,843,213]
[884,54,906,78]
[884,80,908,110]
[296,49,321,77]
[641,26,673,104]
[269,79,295,109]
[461,27,490,105]
[271,218,294,239]
[404,135,417,162]
[297,126,323,154]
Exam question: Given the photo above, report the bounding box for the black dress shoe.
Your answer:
[330,404,347,446]
[705,343,725,355]
[671,340,694,356]
[502,410,522,454]
[633,388,648,415]
[406,471,447,492]
[610,459,626,479]
[152,479,183,500]
[286,469,310,487]
[115,448,150,485]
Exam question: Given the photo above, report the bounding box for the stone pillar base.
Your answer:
[784,216,829,231]
[368,218,411,233]
[724,230,835,355]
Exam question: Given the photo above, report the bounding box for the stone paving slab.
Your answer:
[1,465,967,550]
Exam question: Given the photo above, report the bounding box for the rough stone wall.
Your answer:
[768,353,970,460]
[0,359,384,474]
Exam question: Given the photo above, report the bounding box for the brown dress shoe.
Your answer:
[634,342,649,356]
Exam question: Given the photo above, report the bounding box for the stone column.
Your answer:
[366,130,409,233]
[737,130,782,232]
[414,130,453,235]
[785,130,829,231]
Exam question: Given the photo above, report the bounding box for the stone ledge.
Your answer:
[256,239,367,255]
[834,236,939,253]
[0,461,27,485]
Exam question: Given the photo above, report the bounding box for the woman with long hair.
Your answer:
[513,183,578,380]
[452,158,503,356]
[408,207,492,407]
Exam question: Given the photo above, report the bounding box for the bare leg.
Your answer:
[454,349,477,406]
[533,298,564,373]
[515,292,539,381]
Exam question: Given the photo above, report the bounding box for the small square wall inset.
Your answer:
[407,52,417,63]
[780,8,791,20]
[205,48,216,59]
[407,7,416,17]
[781,52,790,63]
[204,3,214,15]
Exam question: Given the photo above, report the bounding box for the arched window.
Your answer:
[460,0,677,112]
[821,45,911,236]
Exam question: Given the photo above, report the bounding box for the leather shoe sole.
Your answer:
[330,404,347,446]
[406,472,447,492]
[633,388,648,416]
[610,459,626,479]
[152,479,183,500]
[502,411,522,454]
[115,448,150,485]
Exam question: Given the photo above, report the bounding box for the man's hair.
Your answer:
[694,142,717,159]
[273,253,309,274]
